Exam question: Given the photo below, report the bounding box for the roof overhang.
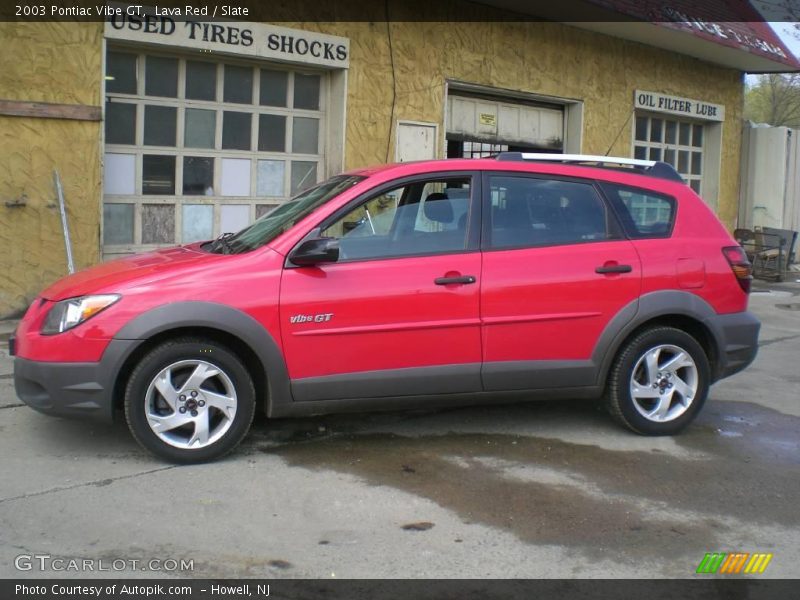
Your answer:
[567,21,799,73]
[473,0,800,73]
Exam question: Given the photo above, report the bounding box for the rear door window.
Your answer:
[599,182,676,239]
[486,175,613,249]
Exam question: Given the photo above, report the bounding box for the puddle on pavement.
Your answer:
[775,303,800,311]
[256,399,799,561]
[688,400,800,469]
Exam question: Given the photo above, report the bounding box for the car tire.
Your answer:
[605,326,710,435]
[124,337,256,463]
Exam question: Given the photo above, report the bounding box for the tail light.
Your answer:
[722,246,753,293]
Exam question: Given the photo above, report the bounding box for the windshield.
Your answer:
[204,175,365,254]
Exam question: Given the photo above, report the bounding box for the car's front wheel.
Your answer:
[605,326,710,435]
[124,337,256,463]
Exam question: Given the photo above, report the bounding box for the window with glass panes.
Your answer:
[633,115,704,194]
[462,141,508,158]
[102,49,325,256]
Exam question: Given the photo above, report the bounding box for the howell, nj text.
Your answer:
[210,583,270,595]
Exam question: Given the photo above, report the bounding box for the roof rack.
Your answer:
[495,152,685,183]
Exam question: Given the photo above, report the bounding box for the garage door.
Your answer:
[446,93,564,158]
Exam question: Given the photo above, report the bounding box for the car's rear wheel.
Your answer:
[124,337,256,463]
[605,326,710,435]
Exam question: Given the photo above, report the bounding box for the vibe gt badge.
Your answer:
[289,313,334,324]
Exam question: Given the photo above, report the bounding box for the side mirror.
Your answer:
[289,238,340,266]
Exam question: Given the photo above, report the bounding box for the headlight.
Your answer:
[41,294,121,335]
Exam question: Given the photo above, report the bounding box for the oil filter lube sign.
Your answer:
[634,90,724,122]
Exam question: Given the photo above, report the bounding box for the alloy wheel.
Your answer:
[629,344,699,423]
[144,359,238,450]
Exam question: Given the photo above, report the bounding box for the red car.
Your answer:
[12,154,759,463]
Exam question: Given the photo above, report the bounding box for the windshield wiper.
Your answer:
[210,232,236,254]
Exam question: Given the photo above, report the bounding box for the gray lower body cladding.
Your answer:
[704,310,760,380]
[14,339,139,423]
[13,298,759,423]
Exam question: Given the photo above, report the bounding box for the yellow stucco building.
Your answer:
[1,1,797,317]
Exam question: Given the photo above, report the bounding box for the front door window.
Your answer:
[320,177,472,261]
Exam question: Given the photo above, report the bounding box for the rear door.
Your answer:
[280,172,483,402]
[480,173,642,391]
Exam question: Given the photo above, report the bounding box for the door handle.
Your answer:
[434,275,477,285]
[595,264,632,274]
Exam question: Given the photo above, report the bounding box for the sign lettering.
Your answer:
[105,4,349,69]
[662,7,788,60]
[634,90,724,122]
[479,113,497,127]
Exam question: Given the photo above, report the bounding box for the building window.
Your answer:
[451,141,508,158]
[633,115,703,194]
[103,49,325,256]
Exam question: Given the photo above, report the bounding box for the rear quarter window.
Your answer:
[599,182,676,239]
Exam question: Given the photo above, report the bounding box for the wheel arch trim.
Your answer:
[593,291,724,387]
[113,302,292,415]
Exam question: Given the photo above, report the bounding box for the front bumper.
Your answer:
[14,339,141,423]
[706,310,761,381]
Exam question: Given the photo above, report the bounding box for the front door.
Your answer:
[280,173,483,402]
[480,173,642,390]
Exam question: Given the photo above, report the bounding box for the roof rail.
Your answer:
[495,152,685,183]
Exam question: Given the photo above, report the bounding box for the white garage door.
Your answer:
[446,94,565,156]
